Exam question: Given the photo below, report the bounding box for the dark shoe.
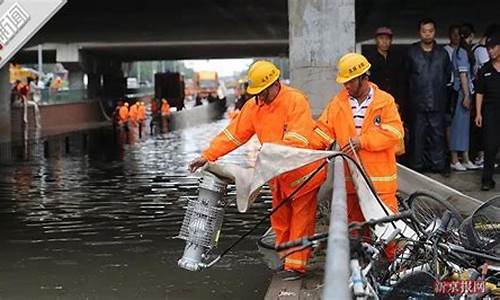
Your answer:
[279,269,304,281]
[481,180,495,191]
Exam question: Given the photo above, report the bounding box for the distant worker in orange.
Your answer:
[117,101,130,142]
[188,60,326,280]
[129,101,139,125]
[315,53,404,225]
[137,101,146,138]
[161,98,170,133]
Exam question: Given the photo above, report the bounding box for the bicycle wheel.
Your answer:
[407,191,463,240]
[465,195,500,255]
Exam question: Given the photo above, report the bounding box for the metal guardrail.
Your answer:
[323,157,351,299]
[38,87,154,105]
[40,88,88,104]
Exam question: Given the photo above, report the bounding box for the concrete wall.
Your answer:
[289,0,355,115]
[168,100,226,131]
[0,66,11,143]
[11,101,106,137]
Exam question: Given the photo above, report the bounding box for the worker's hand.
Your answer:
[350,136,361,151]
[188,156,208,173]
[475,114,483,128]
[463,95,471,109]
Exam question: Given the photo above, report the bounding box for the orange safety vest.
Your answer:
[315,82,404,196]
[118,106,129,124]
[129,103,138,122]
[202,84,326,197]
[161,101,170,116]
[137,104,146,121]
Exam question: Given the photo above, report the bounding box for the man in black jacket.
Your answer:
[475,31,500,190]
[365,27,406,118]
[406,18,452,173]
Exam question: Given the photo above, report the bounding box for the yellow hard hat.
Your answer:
[336,53,371,83]
[246,60,280,95]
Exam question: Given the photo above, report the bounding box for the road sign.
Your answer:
[0,0,66,69]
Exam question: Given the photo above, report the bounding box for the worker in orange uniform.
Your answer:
[137,101,146,139]
[315,53,404,231]
[129,101,139,127]
[188,60,326,281]
[118,102,130,142]
[160,98,170,133]
[128,101,139,143]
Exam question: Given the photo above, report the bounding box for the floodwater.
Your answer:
[0,120,272,299]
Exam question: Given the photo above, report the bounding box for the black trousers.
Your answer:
[410,111,447,171]
[482,109,500,183]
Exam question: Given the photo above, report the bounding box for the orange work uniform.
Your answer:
[315,83,404,223]
[202,85,326,272]
[137,103,146,123]
[161,101,170,117]
[129,103,139,127]
[118,105,129,126]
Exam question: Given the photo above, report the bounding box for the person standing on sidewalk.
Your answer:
[475,31,500,191]
[365,27,406,117]
[406,18,452,174]
[449,24,480,171]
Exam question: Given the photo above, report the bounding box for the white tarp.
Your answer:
[202,143,415,239]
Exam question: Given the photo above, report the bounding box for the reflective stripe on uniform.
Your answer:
[381,124,403,140]
[314,127,334,144]
[223,128,242,146]
[345,173,397,182]
[381,124,405,155]
[285,257,306,266]
[289,170,316,187]
[284,131,309,146]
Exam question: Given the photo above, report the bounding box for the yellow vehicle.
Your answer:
[9,63,40,83]
[193,71,219,98]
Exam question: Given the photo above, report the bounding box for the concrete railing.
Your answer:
[323,157,351,299]
[40,88,89,104]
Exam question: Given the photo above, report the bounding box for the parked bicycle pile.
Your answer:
[276,191,500,299]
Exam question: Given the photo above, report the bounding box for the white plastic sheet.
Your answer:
[202,143,415,239]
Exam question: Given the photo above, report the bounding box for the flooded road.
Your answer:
[0,119,272,299]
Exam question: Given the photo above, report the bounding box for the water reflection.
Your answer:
[0,120,271,299]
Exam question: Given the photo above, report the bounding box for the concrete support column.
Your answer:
[65,62,85,90]
[288,0,355,115]
[0,65,11,143]
[86,73,101,99]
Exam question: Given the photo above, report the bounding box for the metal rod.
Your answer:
[323,157,351,299]
[37,44,43,74]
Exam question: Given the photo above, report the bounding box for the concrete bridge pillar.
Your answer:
[288,0,356,115]
[64,62,86,91]
[0,65,12,143]
[86,73,101,99]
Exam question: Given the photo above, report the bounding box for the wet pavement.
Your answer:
[0,119,272,299]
